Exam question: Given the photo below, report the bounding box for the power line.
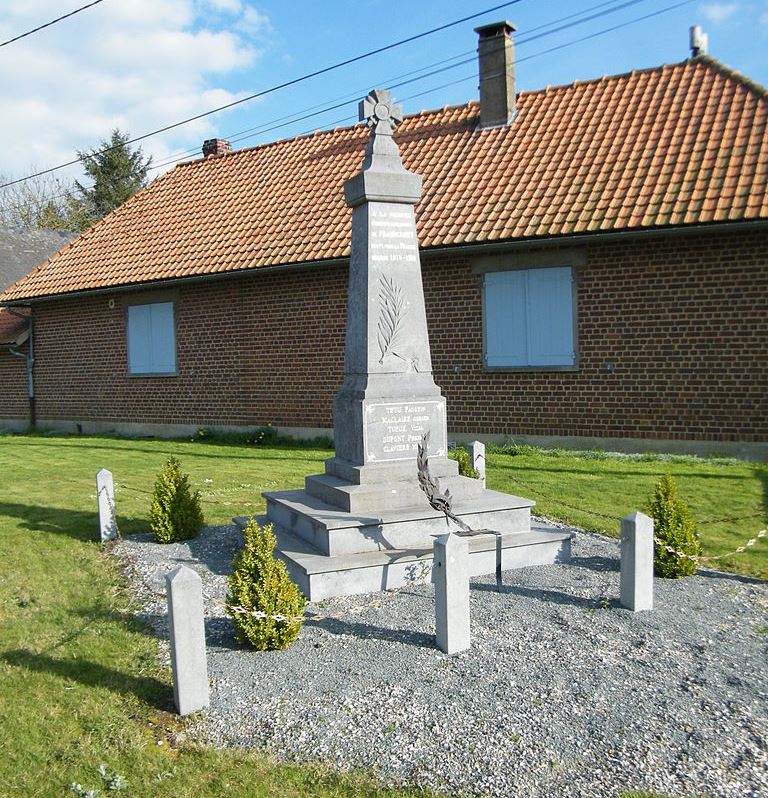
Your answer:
[0,0,107,48]
[0,1,524,190]
[149,0,659,171]
[0,0,696,210]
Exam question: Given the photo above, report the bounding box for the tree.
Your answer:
[70,129,152,230]
[649,474,701,578]
[0,171,72,231]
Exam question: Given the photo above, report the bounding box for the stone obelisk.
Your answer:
[258,89,570,601]
[326,89,460,498]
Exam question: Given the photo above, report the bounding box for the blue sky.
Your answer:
[0,0,766,187]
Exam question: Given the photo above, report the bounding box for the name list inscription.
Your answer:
[365,399,445,462]
[369,206,418,265]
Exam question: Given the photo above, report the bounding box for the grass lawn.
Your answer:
[486,445,767,579]
[2,433,762,797]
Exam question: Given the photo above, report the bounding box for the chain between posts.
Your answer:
[505,472,767,562]
[216,562,432,625]
[655,529,767,564]
[506,472,766,526]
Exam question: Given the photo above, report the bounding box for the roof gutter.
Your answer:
[422,218,768,256]
[1,219,767,307]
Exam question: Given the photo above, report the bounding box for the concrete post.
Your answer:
[468,440,486,487]
[166,566,209,715]
[96,468,117,542]
[620,511,654,612]
[434,533,470,654]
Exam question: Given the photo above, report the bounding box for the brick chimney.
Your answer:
[474,21,517,128]
[202,138,232,158]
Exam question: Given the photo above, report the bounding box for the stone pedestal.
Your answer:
[258,89,572,600]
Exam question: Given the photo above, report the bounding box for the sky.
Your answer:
[0,0,766,190]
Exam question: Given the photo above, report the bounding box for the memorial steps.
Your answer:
[233,475,572,600]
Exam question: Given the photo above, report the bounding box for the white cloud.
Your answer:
[699,2,740,23]
[0,1,272,185]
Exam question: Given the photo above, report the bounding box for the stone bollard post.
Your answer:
[620,511,654,612]
[468,440,486,487]
[96,468,118,542]
[434,533,471,654]
[166,566,209,715]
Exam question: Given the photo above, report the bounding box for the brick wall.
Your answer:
[0,351,28,421]
[427,231,767,443]
[0,229,765,444]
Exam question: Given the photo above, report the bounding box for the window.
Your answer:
[127,301,176,375]
[484,266,575,368]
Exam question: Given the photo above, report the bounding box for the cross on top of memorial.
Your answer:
[345,88,421,207]
[359,89,403,136]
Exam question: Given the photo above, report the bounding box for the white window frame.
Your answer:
[482,264,578,370]
[126,300,177,376]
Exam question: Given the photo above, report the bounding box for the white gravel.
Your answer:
[114,523,768,798]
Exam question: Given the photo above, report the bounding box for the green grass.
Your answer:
[0,435,418,798]
[1,433,763,797]
[486,445,768,579]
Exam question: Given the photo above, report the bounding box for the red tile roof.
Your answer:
[3,56,766,302]
[0,308,29,345]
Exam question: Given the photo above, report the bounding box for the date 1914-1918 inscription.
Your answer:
[365,400,445,461]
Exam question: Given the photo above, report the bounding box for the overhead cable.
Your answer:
[0,0,107,48]
[0,0,524,189]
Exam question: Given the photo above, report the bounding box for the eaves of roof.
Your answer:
[1,55,766,304]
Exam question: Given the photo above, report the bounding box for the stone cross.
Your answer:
[96,468,117,542]
[359,89,403,135]
[433,532,471,654]
[620,511,654,612]
[166,565,209,715]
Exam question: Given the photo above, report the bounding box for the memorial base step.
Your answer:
[264,487,534,557]
[233,516,573,602]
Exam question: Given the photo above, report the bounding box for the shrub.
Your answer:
[149,456,204,544]
[448,446,480,479]
[649,474,701,578]
[226,520,305,650]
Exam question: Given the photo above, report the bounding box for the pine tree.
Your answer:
[226,520,305,650]
[149,456,204,544]
[69,129,151,230]
[649,474,701,578]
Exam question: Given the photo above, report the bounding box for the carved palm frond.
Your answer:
[377,274,406,364]
[416,431,472,533]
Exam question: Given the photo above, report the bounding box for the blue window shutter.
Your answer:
[127,305,152,374]
[127,302,176,374]
[150,302,176,373]
[526,267,574,366]
[485,271,527,367]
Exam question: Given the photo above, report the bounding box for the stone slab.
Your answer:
[264,487,534,556]
[304,470,485,514]
[234,515,573,601]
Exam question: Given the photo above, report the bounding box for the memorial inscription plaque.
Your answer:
[364,399,446,461]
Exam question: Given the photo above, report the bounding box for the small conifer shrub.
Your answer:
[226,520,305,650]
[149,456,204,544]
[649,474,701,578]
[448,446,481,479]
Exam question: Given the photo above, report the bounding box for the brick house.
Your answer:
[1,24,766,457]
[0,228,74,426]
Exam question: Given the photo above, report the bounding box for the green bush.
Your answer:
[226,519,305,651]
[448,446,480,479]
[649,474,701,578]
[149,456,204,544]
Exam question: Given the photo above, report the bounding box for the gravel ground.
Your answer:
[114,523,768,798]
